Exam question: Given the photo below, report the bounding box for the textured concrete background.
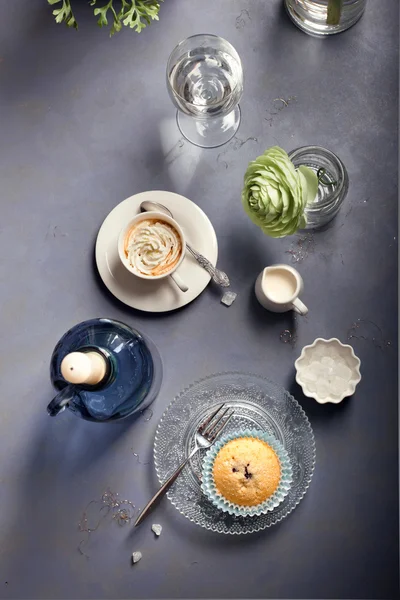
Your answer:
[0,1,398,598]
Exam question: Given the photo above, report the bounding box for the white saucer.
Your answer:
[95,191,218,312]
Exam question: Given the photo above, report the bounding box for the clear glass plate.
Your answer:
[154,372,315,534]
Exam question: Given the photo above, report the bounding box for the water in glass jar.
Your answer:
[168,46,242,118]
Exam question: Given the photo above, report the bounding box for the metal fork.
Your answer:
[134,403,235,526]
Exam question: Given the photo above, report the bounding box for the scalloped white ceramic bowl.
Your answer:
[295,338,361,404]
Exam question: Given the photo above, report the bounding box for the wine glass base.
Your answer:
[176,106,241,149]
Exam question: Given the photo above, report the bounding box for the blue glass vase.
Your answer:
[48,318,162,422]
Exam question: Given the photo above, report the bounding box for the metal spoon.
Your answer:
[140,200,230,287]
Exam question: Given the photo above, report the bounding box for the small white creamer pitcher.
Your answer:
[255,264,308,315]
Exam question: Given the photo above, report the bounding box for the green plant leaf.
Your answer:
[110,18,122,36]
[48,0,77,29]
[48,0,163,35]
[93,1,112,27]
[122,0,162,33]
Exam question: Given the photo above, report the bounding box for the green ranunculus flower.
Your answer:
[242,146,318,238]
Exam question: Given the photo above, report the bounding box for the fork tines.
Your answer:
[199,403,235,442]
[198,403,226,433]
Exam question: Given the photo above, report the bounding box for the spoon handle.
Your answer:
[186,244,230,287]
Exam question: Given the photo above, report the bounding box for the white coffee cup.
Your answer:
[255,264,308,315]
[118,211,188,292]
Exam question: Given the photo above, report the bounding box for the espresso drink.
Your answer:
[124,219,182,277]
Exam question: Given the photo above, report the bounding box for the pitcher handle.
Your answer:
[47,385,75,417]
[292,298,308,316]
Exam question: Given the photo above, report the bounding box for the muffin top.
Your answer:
[212,437,281,506]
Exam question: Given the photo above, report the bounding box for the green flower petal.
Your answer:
[298,165,318,208]
[242,147,315,238]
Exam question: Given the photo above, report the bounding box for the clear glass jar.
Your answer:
[284,0,367,36]
[288,146,349,229]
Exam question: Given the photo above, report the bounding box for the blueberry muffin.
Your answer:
[212,436,281,506]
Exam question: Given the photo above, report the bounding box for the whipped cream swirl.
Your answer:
[124,219,182,277]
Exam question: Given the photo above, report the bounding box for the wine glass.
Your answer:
[166,34,244,148]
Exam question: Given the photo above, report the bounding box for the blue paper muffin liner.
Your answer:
[201,429,293,517]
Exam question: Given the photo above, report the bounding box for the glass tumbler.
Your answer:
[166,34,244,148]
[288,146,349,229]
[285,0,367,36]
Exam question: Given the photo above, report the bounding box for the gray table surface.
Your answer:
[0,1,398,598]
